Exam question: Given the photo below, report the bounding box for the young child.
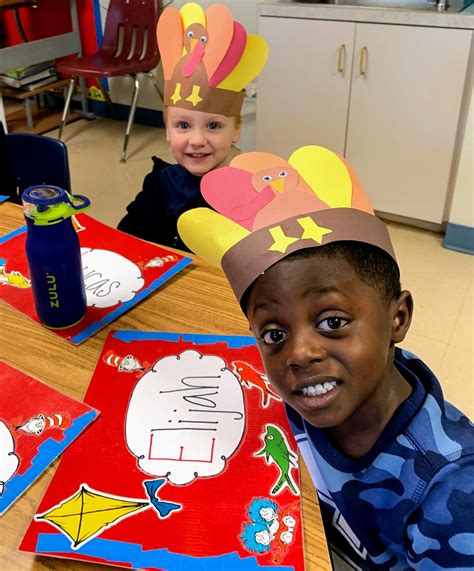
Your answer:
[177,146,474,569]
[118,1,268,251]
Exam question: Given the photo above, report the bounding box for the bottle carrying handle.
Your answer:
[67,194,91,212]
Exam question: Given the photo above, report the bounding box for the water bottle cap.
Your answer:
[23,185,67,206]
[22,185,90,225]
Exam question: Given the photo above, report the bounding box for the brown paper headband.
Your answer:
[221,209,396,304]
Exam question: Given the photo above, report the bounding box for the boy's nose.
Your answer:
[287,329,327,369]
[189,129,206,146]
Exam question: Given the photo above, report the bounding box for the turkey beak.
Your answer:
[190,38,198,52]
[271,179,285,193]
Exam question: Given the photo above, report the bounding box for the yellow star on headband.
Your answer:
[170,83,182,105]
[298,217,333,243]
[185,85,203,107]
[268,226,299,254]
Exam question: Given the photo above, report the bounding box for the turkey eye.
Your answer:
[187,31,194,38]
[200,36,207,43]
[279,170,288,177]
[262,175,272,182]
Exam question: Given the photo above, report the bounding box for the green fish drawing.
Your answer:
[255,424,299,496]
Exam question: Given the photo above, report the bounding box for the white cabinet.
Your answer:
[257,17,356,157]
[257,16,472,225]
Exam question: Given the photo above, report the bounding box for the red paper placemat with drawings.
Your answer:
[0,214,192,344]
[21,331,305,570]
[0,360,97,515]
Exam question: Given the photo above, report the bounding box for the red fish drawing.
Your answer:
[232,361,281,408]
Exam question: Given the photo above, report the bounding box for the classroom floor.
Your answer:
[45,116,473,419]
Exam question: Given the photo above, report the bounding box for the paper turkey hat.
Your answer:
[178,146,396,307]
[157,2,268,116]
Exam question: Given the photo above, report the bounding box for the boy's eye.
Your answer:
[261,328,287,345]
[207,122,221,130]
[317,316,349,332]
[177,121,190,129]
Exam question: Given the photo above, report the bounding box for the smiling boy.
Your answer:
[165,106,241,177]
[117,2,267,250]
[178,146,474,569]
[118,106,241,249]
[247,244,413,458]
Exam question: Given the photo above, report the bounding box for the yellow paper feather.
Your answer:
[178,208,249,267]
[217,35,269,92]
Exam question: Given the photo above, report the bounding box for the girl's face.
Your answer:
[165,107,240,177]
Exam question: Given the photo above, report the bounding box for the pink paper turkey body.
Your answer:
[201,168,274,231]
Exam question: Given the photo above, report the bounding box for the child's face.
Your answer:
[246,255,412,431]
[165,106,241,177]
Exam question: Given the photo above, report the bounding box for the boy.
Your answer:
[177,146,474,569]
[118,2,268,250]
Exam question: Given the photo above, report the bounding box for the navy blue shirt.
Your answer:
[287,348,474,570]
[118,157,208,251]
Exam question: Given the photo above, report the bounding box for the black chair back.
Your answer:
[5,133,71,204]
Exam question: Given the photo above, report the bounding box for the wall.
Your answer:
[449,84,473,228]
[448,3,474,231]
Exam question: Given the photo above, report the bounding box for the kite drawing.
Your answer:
[36,480,181,549]
[36,486,150,549]
[21,332,304,570]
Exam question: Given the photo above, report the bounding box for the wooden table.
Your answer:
[0,202,332,571]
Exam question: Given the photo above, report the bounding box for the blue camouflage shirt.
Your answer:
[286,348,474,570]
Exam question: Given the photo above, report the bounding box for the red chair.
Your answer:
[57,0,163,163]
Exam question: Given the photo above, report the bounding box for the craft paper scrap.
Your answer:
[21,332,305,570]
[0,214,192,344]
[0,361,98,515]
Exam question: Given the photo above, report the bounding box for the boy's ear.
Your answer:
[232,125,241,143]
[391,290,413,344]
[232,118,242,144]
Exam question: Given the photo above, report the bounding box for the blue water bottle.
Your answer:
[22,185,91,329]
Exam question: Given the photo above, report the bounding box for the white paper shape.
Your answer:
[81,248,145,309]
[0,420,20,495]
[125,350,245,485]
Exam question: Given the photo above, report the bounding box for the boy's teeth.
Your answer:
[301,381,337,396]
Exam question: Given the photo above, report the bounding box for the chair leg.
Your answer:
[24,97,34,130]
[147,71,164,103]
[96,78,119,119]
[120,74,140,164]
[59,77,76,140]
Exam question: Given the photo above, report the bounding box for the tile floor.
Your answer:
[47,117,473,418]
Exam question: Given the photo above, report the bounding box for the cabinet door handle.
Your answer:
[359,46,368,76]
[337,44,346,74]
